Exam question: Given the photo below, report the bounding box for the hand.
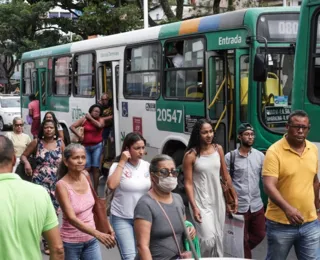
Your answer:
[285,206,304,225]
[95,231,116,249]
[187,226,196,240]
[85,113,92,120]
[192,207,202,223]
[24,162,33,176]
[79,135,84,142]
[120,151,131,163]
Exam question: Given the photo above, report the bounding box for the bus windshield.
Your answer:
[1,98,20,108]
[258,48,294,133]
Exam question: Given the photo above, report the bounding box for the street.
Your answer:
[0,129,298,260]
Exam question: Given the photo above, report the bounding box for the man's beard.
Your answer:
[241,140,253,148]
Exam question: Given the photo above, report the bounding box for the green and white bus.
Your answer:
[20,7,300,172]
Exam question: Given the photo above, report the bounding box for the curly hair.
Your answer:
[185,118,215,157]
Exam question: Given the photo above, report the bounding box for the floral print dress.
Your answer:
[32,138,62,214]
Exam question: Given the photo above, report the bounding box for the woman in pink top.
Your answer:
[28,94,40,138]
[56,143,116,260]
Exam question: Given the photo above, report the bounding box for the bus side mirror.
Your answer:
[253,54,267,82]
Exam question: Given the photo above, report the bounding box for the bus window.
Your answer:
[54,56,71,96]
[165,38,204,100]
[240,55,249,122]
[22,62,35,94]
[124,43,160,99]
[258,50,294,132]
[74,53,95,97]
[309,14,320,102]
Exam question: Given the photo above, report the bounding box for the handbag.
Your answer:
[216,145,238,214]
[71,119,86,143]
[15,139,38,182]
[84,173,113,234]
[152,195,192,259]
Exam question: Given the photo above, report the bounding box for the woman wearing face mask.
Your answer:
[183,118,234,257]
[106,132,151,260]
[134,154,196,260]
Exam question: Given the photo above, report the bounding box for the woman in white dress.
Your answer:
[183,119,233,257]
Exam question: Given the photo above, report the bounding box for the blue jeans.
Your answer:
[111,214,136,260]
[63,238,102,260]
[85,142,103,168]
[266,219,320,260]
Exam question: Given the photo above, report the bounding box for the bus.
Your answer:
[20,7,299,178]
[291,0,320,160]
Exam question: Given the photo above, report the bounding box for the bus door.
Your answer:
[235,49,249,130]
[98,61,120,162]
[206,51,231,152]
[37,68,47,116]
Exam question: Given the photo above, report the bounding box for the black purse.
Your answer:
[15,140,38,182]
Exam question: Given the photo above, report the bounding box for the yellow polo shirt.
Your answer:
[263,136,318,224]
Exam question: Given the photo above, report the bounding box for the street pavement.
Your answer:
[0,130,297,260]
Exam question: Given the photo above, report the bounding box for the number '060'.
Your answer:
[156,109,182,123]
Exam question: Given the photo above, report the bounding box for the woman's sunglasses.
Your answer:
[154,168,180,178]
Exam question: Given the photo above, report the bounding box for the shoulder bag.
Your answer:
[15,139,38,182]
[152,194,192,259]
[84,173,114,234]
[216,145,238,214]
[71,119,86,143]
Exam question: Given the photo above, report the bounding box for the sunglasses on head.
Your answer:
[154,168,180,178]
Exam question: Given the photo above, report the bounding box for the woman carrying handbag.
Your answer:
[56,143,116,260]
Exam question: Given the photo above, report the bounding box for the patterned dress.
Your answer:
[32,138,62,213]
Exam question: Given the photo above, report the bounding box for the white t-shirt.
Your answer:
[108,159,151,219]
[6,132,31,157]
[172,53,183,68]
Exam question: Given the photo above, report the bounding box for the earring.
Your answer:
[42,136,44,139]
[54,135,57,139]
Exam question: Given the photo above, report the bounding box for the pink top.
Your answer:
[58,178,96,243]
[28,100,40,119]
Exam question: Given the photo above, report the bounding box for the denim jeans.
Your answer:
[111,214,136,260]
[85,142,103,168]
[63,238,102,260]
[266,219,320,260]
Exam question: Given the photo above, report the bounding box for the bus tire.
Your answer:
[0,118,4,131]
[62,126,70,145]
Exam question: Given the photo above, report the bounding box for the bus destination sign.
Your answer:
[264,106,291,124]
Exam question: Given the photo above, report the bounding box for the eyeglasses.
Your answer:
[242,133,255,137]
[101,98,108,101]
[155,168,180,177]
[288,124,310,131]
[14,124,24,127]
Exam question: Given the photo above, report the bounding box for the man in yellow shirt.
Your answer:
[263,110,320,260]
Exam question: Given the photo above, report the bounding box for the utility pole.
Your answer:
[144,0,148,28]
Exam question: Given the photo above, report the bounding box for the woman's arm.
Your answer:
[107,151,130,190]
[134,219,152,260]
[21,139,38,176]
[183,152,202,223]
[85,113,104,129]
[58,130,64,141]
[56,181,116,248]
[60,140,65,154]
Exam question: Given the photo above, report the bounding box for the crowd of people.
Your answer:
[0,103,319,260]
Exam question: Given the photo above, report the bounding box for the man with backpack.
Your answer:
[225,123,265,259]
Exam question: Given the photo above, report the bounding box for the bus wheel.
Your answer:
[62,126,70,145]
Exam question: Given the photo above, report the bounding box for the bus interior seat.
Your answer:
[264,72,283,105]
[186,85,203,99]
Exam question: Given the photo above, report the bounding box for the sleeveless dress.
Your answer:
[190,149,226,257]
[32,139,62,213]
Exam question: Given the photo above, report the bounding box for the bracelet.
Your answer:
[117,164,124,169]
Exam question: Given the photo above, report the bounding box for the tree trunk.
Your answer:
[213,0,221,14]
[159,0,176,20]
[176,0,184,20]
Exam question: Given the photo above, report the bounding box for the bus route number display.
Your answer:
[264,106,291,124]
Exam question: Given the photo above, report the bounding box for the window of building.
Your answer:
[22,62,35,94]
[74,53,95,96]
[164,38,204,100]
[53,56,72,95]
[125,43,160,99]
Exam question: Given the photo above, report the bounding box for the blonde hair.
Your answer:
[13,117,23,125]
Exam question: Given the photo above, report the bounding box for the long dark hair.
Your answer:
[185,118,215,156]
[114,132,146,162]
[58,143,86,179]
[37,119,59,140]
[43,112,59,127]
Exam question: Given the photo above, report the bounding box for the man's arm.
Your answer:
[313,175,320,213]
[42,226,64,260]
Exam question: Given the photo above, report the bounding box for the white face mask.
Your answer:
[157,176,178,193]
